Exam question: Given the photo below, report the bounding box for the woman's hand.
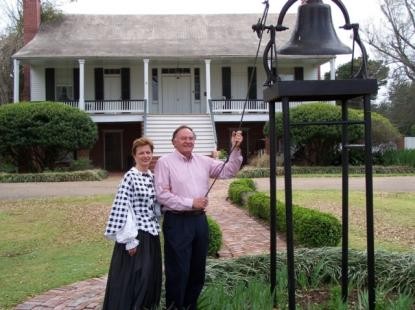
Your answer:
[128,247,137,256]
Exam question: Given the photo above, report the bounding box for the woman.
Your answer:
[103,137,162,310]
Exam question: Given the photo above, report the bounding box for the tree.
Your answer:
[264,103,364,165]
[264,103,401,166]
[324,57,389,108]
[376,80,415,135]
[0,102,97,172]
[0,0,72,104]
[366,0,415,82]
[324,57,389,87]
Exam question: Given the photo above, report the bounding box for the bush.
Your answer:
[69,158,94,171]
[382,149,415,167]
[236,165,415,178]
[264,103,364,165]
[0,169,108,183]
[293,207,341,247]
[205,248,415,296]
[227,178,256,205]
[0,102,97,173]
[207,216,222,257]
[232,180,342,247]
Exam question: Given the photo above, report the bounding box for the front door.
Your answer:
[104,75,121,100]
[104,131,123,171]
[162,75,191,113]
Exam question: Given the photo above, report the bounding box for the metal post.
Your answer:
[282,97,296,309]
[341,100,349,303]
[363,95,376,309]
[268,100,277,304]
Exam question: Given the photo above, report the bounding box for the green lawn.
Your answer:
[1,190,414,308]
[277,190,415,252]
[0,196,114,309]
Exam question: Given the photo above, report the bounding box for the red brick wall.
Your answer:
[90,122,142,171]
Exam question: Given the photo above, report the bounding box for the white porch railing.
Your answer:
[62,100,145,113]
[210,99,333,113]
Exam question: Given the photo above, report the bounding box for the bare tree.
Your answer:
[0,0,74,104]
[367,0,415,81]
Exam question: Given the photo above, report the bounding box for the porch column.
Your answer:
[143,58,149,113]
[205,59,211,113]
[330,58,336,80]
[78,59,85,110]
[13,59,20,103]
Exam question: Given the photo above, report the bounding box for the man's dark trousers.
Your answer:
[163,212,209,310]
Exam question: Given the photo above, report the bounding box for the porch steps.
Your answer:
[145,114,217,157]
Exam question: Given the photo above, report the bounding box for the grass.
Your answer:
[271,190,415,252]
[1,186,414,308]
[0,195,114,309]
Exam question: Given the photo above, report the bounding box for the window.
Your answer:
[294,67,304,80]
[56,85,73,101]
[194,68,200,101]
[248,67,257,99]
[221,67,231,99]
[161,68,191,74]
[104,68,121,75]
[152,68,158,102]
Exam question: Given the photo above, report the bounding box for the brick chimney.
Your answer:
[23,0,41,44]
[22,0,41,100]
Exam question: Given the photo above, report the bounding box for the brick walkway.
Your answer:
[14,179,285,310]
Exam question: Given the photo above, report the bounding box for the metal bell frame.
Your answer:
[253,0,378,309]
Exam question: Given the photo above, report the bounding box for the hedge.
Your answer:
[0,169,108,183]
[237,165,415,178]
[228,179,342,247]
[227,178,256,205]
[207,216,223,257]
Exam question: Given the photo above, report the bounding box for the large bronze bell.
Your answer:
[278,0,352,55]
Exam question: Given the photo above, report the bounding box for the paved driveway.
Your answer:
[1,176,414,200]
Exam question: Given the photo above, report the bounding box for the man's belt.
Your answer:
[164,209,206,216]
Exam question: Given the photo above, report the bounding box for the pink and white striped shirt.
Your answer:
[154,149,243,211]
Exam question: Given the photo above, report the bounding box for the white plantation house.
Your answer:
[12,0,336,171]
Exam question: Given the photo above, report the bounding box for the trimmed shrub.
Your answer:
[238,181,342,247]
[227,178,256,205]
[207,216,222,257]
[293,207,341,247]
[236,165,415,178]
[0,169,108,183]
[0,102,97,173]
[264,103,364,165]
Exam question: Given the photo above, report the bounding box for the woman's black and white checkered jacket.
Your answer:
[104,167,160,249]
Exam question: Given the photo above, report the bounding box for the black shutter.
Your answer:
[73,68,79,100]
[121,68,130,100]
[94,68,104,100]
[248,67,257,99]
[45,68,55,101]
[221,67,231,99]
[294,67,304,80]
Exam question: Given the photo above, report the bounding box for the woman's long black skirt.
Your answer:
[103,230,162,310]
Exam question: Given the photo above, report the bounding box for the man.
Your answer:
[154,125,243,310]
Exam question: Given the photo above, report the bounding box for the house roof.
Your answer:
[13,13,306,60]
